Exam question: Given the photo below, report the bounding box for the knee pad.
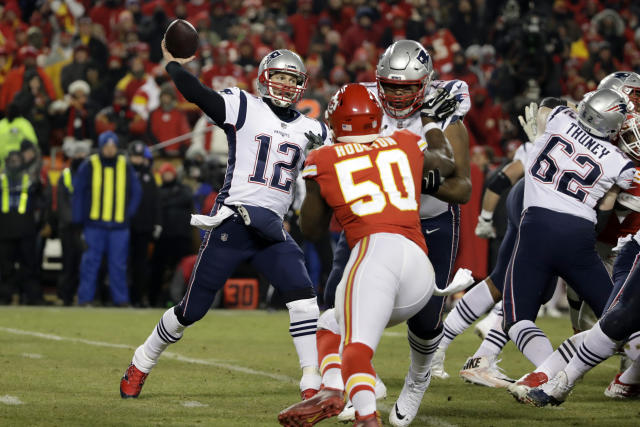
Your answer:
[318,309,340,334]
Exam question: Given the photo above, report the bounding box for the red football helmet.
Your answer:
[326,84,383,143]
[619,113,640,161]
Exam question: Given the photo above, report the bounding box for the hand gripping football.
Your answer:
[164,19,198,59]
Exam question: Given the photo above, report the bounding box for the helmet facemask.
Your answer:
[259,68,308,107]
[619,114,640,161]
[376,77,428,119]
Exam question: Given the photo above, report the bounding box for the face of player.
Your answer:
[380,82,421,110]
[270,72,298,102]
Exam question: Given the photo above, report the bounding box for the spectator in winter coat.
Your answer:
[147,83,190,157]
[148,162,193,307]
[127,141,160,307]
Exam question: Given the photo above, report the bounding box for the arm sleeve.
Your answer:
[165,61,226,126]
[302,150,320,179]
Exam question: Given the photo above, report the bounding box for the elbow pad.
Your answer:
[486,171,512,195]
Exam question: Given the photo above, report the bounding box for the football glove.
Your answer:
[304,131,323,154]
[420,88,459,122]
[517,102,538,142]
[421,169,441,194]
[475,215,496,239]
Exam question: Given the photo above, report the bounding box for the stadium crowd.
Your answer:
[1,0,640,307]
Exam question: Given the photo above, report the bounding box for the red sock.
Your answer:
[317,329,342,375]
[342,342,376,417]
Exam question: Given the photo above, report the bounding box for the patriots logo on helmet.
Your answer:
[416,50,430,67]
[266,50,283,63]
[605,103,628,114]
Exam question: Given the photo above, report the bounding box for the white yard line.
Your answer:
[1,326,456,426]
[0,395,24,405]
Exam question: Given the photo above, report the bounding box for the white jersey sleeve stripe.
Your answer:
[302,165,317,178]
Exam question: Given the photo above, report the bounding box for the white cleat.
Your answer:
[474,314,494,340]
[506,371,548,403]
[525,370,573,407]
[337,376,387,422]
[431,347,449,379]
[389,372,431,427]
[458,356,515,388]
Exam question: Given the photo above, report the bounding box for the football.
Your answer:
[164,19,199,59]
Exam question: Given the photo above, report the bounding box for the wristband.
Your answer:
[480,209,493,221]
[422,122,440,135]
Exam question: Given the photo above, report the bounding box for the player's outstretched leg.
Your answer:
[606,353,640,399]
[120,307,187,398]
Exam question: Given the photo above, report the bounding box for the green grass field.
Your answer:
[1,307,638,426]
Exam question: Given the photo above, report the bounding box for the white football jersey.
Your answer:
[363,79,471,218]
[524,106,635,223]
[214,87,330,218]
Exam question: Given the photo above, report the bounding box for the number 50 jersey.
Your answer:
[302,129,428,254]
[524,106,635,223]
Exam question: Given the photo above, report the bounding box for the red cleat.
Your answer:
[278,387,345,427]
[507,372,548,403]
[605,373,640,399]
[120,363,149,398]
[354,411,382,426]
[301,388,319,400]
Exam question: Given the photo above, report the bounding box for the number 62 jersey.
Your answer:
[302,129,428,254]
[524,106,635,223]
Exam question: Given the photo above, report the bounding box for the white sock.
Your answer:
[322,367,344,391]
[474,324,509,358]
[507,320,553,367]
[491,301,503,316]
[565,321,620,385]
[440,281,495,350]
[619,356,640,384]
[536,331,587,379]
[352,389,376,418]
[408,329,442,381]
[286,297,320,369]
[623,332,640,361]
[134,307,186,373]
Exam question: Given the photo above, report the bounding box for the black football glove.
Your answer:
[304,131,323,154]
[421,169,441,194]
[420,88,459,122]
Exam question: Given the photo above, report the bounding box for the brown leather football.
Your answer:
[164,19,198,59]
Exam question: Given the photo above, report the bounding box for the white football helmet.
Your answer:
[376,39,434,119]
[597,71,640,110]
[577,88,629,140]
[618,113,640,161]
[257,49,308,108]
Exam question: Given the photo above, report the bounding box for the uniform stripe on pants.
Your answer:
[344,237,370,346]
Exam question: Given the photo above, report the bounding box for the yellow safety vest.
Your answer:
[62,168,73,193]
[89,154,127,223]
[1,173,30,214]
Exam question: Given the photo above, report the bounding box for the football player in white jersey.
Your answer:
[306,40,472,426]
[120,41,332,401]
[501,88,635,401]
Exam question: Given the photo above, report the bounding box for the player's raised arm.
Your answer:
[299,180,332,241]
[161,38,226,126]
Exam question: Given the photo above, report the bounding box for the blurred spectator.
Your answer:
[127,141,159,307]
[465,86,506,157]
[148,162,193,307]
[449,0,483,48]
[201,46,247,91]
[421,15,461,74]
[20,140,43,184]
[71,131,141,306]
[190,116,229,161]
[288,0,317,57]
[318,0,355,34]
[0,100,37,170]
[61,80,97,145]
[87,57,126,108]
[148,83,191,157]
[0,46,57,113]
[60,45,91,94]
[95,88,146,147]
[0,150,46,304]
[12,69,53,154]
[440,51,480,90]
[340,6,382,62]
[56,139,91,306]
[72,17,109,70]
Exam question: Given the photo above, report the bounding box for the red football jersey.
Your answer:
[303,129,428,253]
